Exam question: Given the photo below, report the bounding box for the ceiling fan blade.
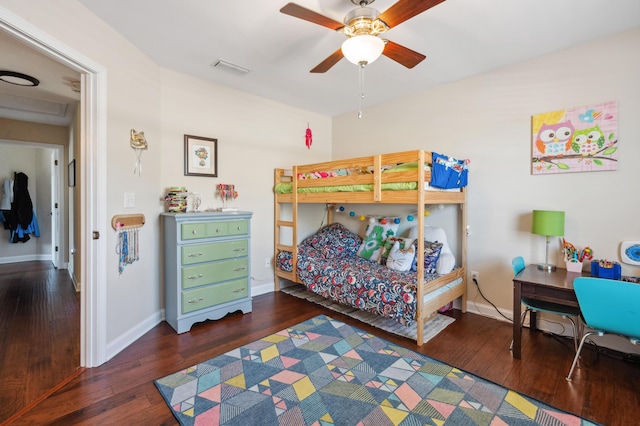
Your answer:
[280,3,344,30]
[310,49,344,73]
[379,0,446,28]
[382,40,426,68]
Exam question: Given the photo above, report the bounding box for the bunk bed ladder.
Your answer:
[274,168,298,290]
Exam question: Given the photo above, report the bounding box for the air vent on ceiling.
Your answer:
[211,59,250,75]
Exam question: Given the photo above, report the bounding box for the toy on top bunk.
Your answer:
[294,152,470,190]
[431,152,469,189]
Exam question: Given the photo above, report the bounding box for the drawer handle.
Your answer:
[188,253,203,258]
[187,297,204,304]
[233,267,246,272]
[232,288,245,294]
[236,226,242,231]
[232,248,245,252]
[215,228,221,233]
[192,230,198,235]
[187,274,204,280]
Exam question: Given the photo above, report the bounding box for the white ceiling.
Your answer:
[1,0,639,124]
[77,0,640,117]
[0,32,80,126]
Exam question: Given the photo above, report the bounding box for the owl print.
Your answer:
[535,121,574,156]
[571,125,605,155]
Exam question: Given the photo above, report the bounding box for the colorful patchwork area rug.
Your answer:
[155,315,596,426]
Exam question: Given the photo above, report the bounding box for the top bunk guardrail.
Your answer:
[274,150,466,204]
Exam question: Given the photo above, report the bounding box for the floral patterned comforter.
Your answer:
[277,223,440,326]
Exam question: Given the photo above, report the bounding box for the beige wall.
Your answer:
[0,118,68,263]
[0,117,68,143]
[0,144,42,259]
[159,68,332,293]
[333,29,640,352]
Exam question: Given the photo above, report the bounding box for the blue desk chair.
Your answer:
[510,256,582,352]
[566,277,640,381]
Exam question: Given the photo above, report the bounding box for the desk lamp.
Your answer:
[531,210,565,272]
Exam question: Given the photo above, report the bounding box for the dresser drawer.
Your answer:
[181,258,249,289]
[181,221,229,240]
[227,220,249,236]
[181,240,248,265]
[181,279,249,314]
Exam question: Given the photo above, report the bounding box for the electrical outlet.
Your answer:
[471,271,479,281]
[265,257,271,268]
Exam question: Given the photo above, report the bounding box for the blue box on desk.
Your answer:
[590,260,621,279]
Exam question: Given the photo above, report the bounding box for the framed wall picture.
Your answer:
[184,135,218,177]
[68,160,76,187]
[531,101,618,175]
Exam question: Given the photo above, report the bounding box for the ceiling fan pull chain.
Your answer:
[358,62,366,119]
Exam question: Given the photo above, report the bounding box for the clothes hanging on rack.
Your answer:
[3,172,40,243]
[0,178,13,210]
[9,211,40,243]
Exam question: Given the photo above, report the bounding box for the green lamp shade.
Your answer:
[531,210,565,236]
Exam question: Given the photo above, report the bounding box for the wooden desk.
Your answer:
[512,266,585,359]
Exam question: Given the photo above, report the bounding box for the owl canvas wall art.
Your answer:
[531,101,618,175]
[535,121,574,156]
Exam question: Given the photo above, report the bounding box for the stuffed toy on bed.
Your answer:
[409,226,455,274]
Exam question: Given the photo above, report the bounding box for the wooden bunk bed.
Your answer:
[274,150,467,345]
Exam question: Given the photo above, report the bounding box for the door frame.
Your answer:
[0,7,108,367]
[51,145,63,269]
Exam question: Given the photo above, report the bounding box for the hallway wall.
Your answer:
[0,144,50,262]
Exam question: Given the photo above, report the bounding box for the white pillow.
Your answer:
[409,225,455,274]
[386,241,416,272]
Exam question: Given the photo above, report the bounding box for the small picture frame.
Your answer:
[68,160,76,187]
[184,135,218,177]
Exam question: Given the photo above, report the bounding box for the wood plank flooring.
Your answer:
[2,264,639,425]
[0,261,80,424]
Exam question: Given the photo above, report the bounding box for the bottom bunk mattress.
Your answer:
[277,223,463,326]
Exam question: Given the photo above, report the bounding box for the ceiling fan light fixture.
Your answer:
[341,35,384,65]
[0,70,40,87]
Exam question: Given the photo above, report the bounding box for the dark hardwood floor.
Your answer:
[2,264,639,425]
[0,261,80,425]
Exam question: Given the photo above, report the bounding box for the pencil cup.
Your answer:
[565,261,583,273]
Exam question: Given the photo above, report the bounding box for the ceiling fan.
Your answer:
[280,0,446,73]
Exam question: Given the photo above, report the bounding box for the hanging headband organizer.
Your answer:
[111,213,145,230]
[112,214,145,275]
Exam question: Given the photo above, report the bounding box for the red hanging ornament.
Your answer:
[305,123,313,149]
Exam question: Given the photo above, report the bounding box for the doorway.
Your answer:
[0,141,65,268]
[0,9,108,368]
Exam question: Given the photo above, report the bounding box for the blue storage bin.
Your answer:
[590,260,621,279]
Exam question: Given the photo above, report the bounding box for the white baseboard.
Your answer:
[465,299,576,337]
[252,280,275,296]
[466,299,640,354]
[106,309,164,361]
[0,254,51,264]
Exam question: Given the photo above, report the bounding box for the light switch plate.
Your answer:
[124,192,135,208]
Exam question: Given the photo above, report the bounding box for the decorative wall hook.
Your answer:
[130,129,148,176]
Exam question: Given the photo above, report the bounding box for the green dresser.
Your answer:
[162,211,253,333]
